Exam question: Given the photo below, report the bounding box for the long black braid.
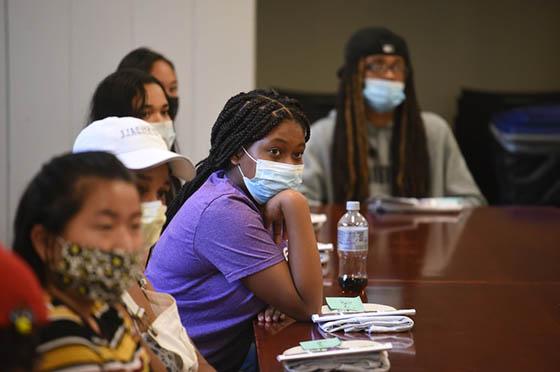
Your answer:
[165,89,310,227]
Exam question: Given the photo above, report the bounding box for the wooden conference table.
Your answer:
[254,206,560,371]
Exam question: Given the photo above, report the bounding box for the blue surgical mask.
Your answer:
[363,78,405,113]
[238,148,304,204]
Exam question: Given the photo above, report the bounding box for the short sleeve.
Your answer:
[193,193,285,282]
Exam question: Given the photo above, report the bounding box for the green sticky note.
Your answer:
[300,337,341,351]
[326,296,365,312]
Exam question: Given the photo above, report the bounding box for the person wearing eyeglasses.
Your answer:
[302,27,485,206]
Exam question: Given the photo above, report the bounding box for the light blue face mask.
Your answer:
[363,78,406,113]
[238,148,304,204]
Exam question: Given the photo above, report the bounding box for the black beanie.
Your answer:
[344,27,410,70]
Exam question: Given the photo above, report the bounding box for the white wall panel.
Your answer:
[131,0,196,162]
[0,0,8,245]
[69,0,134,133]
[1,0,256,244]
[191,0,256,161]
[7,0,72,242]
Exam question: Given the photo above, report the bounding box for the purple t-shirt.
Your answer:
[145,170,285,370]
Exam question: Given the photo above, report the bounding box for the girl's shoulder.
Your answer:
[192,170,260,215]
[41,298,126,343]
[38,298,149,371]
[421,112,454,144]
[200,187,260,223]
[309,110,337,141]
[421,112,450,133]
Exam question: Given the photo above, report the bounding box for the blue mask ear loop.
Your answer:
[238,147,257,179]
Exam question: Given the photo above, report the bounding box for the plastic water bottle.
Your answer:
[337,201,369,297]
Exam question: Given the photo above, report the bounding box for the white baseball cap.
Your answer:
[73,117,195,181]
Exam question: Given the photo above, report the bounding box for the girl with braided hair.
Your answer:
[146,89,323,371]
[302,27,485,206]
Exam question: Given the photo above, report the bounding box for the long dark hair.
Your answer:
[88,69,182,202]
[12,152,134,285]
[117,47,175,73]
[165,89,310,224]
[88,68,167,124]
[331,28,430,202]
[117,47,179,120]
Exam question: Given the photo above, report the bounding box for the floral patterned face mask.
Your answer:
[50,238,142,304]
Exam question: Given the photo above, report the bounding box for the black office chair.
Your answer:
[454,89,560,204]
[273,88,337,125]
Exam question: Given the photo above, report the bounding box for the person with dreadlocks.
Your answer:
[145,89,323,371]
[302,27,485,205]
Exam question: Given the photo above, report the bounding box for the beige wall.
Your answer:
[257,0,560,124]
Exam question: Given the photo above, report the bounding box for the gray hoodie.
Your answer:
[301,110,486,206]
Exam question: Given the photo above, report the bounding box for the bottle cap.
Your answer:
[346,201,360,211]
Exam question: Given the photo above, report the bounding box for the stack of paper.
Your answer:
[368,197,464,213]
[313,303,416,334]
[277,339,391,372]
[316,327,416,352]
[311,213,328,232]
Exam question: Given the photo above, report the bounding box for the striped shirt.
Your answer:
[37,297,151,371]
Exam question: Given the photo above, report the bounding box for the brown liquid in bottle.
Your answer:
[338,274,367,297]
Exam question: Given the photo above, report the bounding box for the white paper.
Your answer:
[312,309,416,323]
[369,197,464,213]
[277,340,392,362]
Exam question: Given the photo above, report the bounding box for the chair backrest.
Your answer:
[454,89,560,204]
[274,88,337,125]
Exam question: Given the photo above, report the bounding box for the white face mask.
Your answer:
[151,120,176,149]
[141,201,167,263]
[238,148,304,204]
